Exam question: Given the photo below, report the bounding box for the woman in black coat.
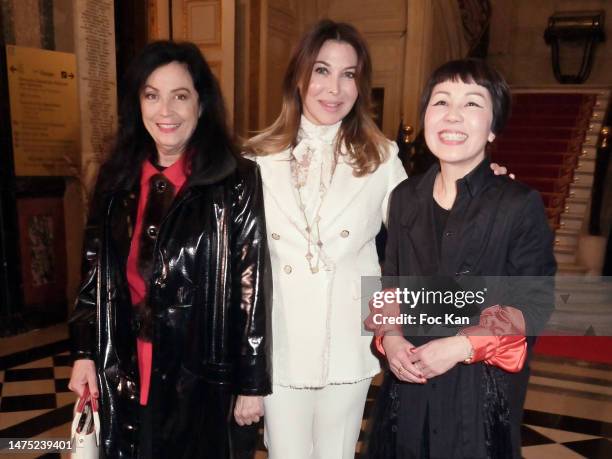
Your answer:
[68,41,271,458]
[365,59,556,458]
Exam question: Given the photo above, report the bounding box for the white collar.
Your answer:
[297,115,342,145]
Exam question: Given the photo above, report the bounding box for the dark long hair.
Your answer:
[244,19,389,176]
[98,40,236,192]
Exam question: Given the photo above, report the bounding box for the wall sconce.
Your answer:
[544,11,605,84]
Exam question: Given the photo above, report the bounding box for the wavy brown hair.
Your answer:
[244,19,389,176]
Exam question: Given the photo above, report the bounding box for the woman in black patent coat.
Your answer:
[68,41,271,458]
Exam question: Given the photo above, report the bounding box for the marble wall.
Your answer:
[1,0,73,51]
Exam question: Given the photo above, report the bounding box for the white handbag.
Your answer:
[70,386,100,459]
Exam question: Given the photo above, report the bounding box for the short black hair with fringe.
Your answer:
[419,58,511,135]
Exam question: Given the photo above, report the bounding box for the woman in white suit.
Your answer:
[244,20,505,459]
[244,20,404,459]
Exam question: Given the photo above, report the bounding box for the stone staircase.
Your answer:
[491,87,610,276]
[557,90,608,275]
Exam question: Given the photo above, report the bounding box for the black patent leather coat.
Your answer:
[69,154,272,458]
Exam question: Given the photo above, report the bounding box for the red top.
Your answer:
[126,157,188,405]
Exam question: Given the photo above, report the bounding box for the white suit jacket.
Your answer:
[253,141,407,387]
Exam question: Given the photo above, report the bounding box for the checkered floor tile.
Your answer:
[1,339,611,458]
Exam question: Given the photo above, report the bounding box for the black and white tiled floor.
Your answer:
[1,326,611,458]
[0,334,74,458]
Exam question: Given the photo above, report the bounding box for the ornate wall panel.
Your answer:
[264,29,293,125]
[185,1,221,45]
[258,0,299,128]
[269,0,298,17]
[172,0,235,120]
[324,0,406,34]
[147,0,171,40]
[18,197,66,308]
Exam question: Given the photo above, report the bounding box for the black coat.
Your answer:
[69,153,272,458]
[367,159,556,459]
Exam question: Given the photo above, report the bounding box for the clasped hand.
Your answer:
[382,336,472,383]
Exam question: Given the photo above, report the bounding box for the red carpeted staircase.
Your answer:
[490,89,608,274]
[490,89,612,363]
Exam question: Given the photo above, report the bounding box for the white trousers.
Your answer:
[263,378,372,459]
